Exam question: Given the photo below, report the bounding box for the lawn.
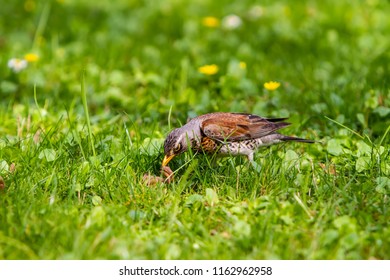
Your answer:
[0,0,389,259]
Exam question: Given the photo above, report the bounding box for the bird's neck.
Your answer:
[180,122,202,145]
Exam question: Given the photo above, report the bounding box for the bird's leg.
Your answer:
[247,153,261,173]
[246,153,254,162]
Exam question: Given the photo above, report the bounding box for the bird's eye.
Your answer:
[174,143,181,152]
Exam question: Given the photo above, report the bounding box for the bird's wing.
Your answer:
[200,113,290,141]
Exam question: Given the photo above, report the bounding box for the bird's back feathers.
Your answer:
[197,112,292,142]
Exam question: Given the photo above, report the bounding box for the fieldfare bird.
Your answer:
[162,112,313,167]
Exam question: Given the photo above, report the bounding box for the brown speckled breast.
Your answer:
[201,137,220,154]
[191,136,220,154]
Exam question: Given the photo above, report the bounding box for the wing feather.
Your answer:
[200,113,290,141]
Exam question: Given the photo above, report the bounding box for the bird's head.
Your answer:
[162,128,190,166]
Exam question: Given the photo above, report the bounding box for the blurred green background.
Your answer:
[1,0,389,133]
[0,0,389,260]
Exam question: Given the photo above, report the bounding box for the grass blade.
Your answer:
[81,70,96,157]
[379,124,390,146]
[324,116,365,139]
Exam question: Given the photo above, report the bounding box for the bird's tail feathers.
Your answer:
[266,117,289,123]
[274,121,291,129]
[281,136,315,143]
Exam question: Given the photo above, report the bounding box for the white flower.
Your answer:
[222,14,242,30]
[248,5,264,20]
[8,58,28,73]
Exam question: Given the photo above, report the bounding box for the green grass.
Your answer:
[0,0,389,259]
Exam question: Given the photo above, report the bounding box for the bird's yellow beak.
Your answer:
[162,154,175,167]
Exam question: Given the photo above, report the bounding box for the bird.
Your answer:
[162,112,314,167]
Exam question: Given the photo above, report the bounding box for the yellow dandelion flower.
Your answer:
[24,0,36,12]
[239,61,247,69]
[202,17,220,28]
[24,53,39,62]
[264,81,281,91]
[198,64,219,75]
